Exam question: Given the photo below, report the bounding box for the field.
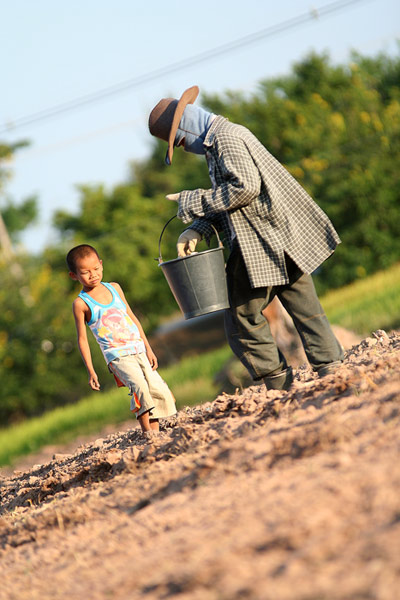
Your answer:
[0,263,399,468]
[0,264,399,599]
[0,330,399,599]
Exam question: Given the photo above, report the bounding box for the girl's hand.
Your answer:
[89,372,101,391]
[146,348,158,370]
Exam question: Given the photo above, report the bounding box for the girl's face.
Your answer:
[70,252,103,290]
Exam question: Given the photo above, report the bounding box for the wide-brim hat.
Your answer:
[148,85,199,165]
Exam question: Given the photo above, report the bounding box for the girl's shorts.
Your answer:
[109,353,176,419]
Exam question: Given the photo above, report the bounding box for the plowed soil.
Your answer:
[1,330,399,600]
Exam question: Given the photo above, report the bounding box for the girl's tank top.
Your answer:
[79,282,146,364]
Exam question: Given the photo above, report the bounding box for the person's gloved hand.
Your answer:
[177,229,202,257]
[166,193,180,202]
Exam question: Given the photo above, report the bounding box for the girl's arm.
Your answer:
[72,298,101,390]
[111,283,158,370]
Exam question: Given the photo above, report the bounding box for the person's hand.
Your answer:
[89,372,100,391]
[177,229,202,257]
[166,193,180,202]
[146,348,158,370]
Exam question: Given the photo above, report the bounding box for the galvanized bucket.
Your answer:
[158,216,229,320]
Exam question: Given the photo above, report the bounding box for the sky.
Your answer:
[1,0,399,253]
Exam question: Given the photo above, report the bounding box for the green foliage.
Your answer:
[52,49,400,303]
[1,196,38,240]
[322,262,400,335]
[0,140,37,240]
[202,51,400,292]
[0,49,399,427]
[0,257,104,425]
[53,183,189,328]
[0,140,29,194]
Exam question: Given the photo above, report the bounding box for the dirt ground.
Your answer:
[0,329,399,600]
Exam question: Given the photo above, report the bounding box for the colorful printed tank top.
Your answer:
[79,282,146,364]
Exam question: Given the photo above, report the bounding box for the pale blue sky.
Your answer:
[1,0,399,252]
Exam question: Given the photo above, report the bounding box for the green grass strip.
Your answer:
[0,345,231,467]
[0,391,128,467]
[1,264,399,468]
[321,262,400,335]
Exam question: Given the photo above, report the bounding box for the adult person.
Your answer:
[148,85,344,390]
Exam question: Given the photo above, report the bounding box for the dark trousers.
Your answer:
[224,244,344,380]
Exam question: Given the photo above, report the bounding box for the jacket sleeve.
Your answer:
[185,218,214,239]
[181,211,228,246]
[177,134,261,225]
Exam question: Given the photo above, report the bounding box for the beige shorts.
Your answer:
[109,353,176,419]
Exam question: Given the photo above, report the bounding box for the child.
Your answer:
[67,244,177,433]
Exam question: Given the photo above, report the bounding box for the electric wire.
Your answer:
[0,0,373,134]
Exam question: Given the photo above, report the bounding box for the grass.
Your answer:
[321,262,400,335]
[0,346,232,467]
[1,264,399,468]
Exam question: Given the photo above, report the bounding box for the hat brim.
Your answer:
[166,85,199,165]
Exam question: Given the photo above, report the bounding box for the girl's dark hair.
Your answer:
[66,244,99,273]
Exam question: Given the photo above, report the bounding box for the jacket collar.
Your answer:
[203,115,226,148]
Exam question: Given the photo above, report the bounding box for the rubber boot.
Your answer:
[263,366,293,391]
[317,360,343,377]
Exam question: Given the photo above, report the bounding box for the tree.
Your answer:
[0,141,51,423]
[1,196,37,241]
[201,51,400,292]
[52,181,193,328]
[0,140,37,244]
[1,49,399,425]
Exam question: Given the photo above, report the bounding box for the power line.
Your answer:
[1,0,373,135]
[14,118,142,158]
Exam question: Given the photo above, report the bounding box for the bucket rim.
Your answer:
[158,214,224,264]
[158,245,225,267]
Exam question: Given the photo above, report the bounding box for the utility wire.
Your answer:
[1,0,373,134]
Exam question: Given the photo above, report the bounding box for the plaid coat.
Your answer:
[177,116,340,288]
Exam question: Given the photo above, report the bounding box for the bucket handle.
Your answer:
[158,215,224,264]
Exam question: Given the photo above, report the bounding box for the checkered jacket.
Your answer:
[177,116,340,288]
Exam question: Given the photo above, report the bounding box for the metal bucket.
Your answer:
[158,216,229,320]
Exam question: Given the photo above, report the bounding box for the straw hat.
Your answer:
[148,85,199,164]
